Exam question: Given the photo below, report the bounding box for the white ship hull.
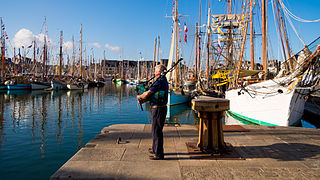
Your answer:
[225,77,308,126]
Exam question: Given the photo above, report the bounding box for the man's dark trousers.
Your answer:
[151,106,167,158]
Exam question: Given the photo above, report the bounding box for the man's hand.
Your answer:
[136,90,153,105]
[136,95,142,104]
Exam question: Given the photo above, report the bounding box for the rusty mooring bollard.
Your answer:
[192,97,229,153]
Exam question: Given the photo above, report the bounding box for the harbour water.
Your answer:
[0,82,198,180]
[0,82,317,180]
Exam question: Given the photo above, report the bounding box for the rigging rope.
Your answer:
[279,0,320,23]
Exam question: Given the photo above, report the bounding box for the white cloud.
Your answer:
[12,28,34,48]
[12,28,54,48]
[63,41,73,50]
[105,43,120,53]
[90,42,101,48]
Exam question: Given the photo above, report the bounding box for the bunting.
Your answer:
[184,23,188,43]
[1,23,9,40]
[217,27,224,35]
[218,35,222,54]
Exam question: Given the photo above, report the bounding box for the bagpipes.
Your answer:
[136,58,183,111]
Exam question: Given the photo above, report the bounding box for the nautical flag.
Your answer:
[217,27,224,35]
[218,35,222,54]
[184,23,188,43]
[184,23,188,32]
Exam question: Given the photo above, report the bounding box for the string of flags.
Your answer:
[171,0,188,44]
[2,24,9,39]
[184,23,188,43]
[218,35,222,54]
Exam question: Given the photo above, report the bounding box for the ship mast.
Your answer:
[1,18,5,78]
[226,0,233,69]
[72,36,75,77]
[198,0,201,77]
[206,0,211,87]
[195,23,198,79]
[262,0,267,78]
[156,36,160,64]
[59,31,63,80]
[33,39,36,75]
[80,24,83,78]
[174,0,178,88]
[43,34,47,78]
[42,17,47,78]
[250,0,254,70]
[153,37,157,77]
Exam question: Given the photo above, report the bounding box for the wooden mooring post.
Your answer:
[192,97,229,153]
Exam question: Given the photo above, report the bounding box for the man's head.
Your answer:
[155,64,166,77]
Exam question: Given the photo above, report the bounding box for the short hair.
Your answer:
[155,64,166,73]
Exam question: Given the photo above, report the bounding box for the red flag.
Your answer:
[184,23,188,43]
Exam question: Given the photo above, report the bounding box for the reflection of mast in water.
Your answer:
[31,96,35,137]
[40,93,48,157]
[0,94,5,148]
[12,99,17,133]
[56,95,62,144]
[76,94,83,150]
[70,94,76,133]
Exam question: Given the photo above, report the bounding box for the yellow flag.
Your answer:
[217,27,224,35]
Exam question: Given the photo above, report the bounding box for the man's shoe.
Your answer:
[149,155,164,160]
[148,148,154,154]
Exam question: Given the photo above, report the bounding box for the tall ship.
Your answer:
[196,0,320,126]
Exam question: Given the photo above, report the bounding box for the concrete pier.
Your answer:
[51,124,320,179]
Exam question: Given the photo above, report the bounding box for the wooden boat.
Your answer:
[51,80,67,90]
[7,83,31,90]
[115,78,126,85]
[31,82,51,90]
[67,82,88,90]
[168,90,190,106]
[104,76,113,81]
[183,80,197,93]
[226,43,320,126]
[165,1,190,106]
[95,81,105,87]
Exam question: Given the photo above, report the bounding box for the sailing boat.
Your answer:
[0,18,7,90]
[115,50,126,85]
[67,26,88,90]
[226,40,320,126]
[166,0,190,106]
[205,0,320,126]
[51,30,67,90]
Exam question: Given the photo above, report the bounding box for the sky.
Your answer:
[1,0,320,67]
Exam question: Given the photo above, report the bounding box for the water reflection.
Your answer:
[0,83,198,180]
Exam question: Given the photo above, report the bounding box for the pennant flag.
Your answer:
[184,23,188,43]
[217,27,224,35]
[218,35,222,54]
